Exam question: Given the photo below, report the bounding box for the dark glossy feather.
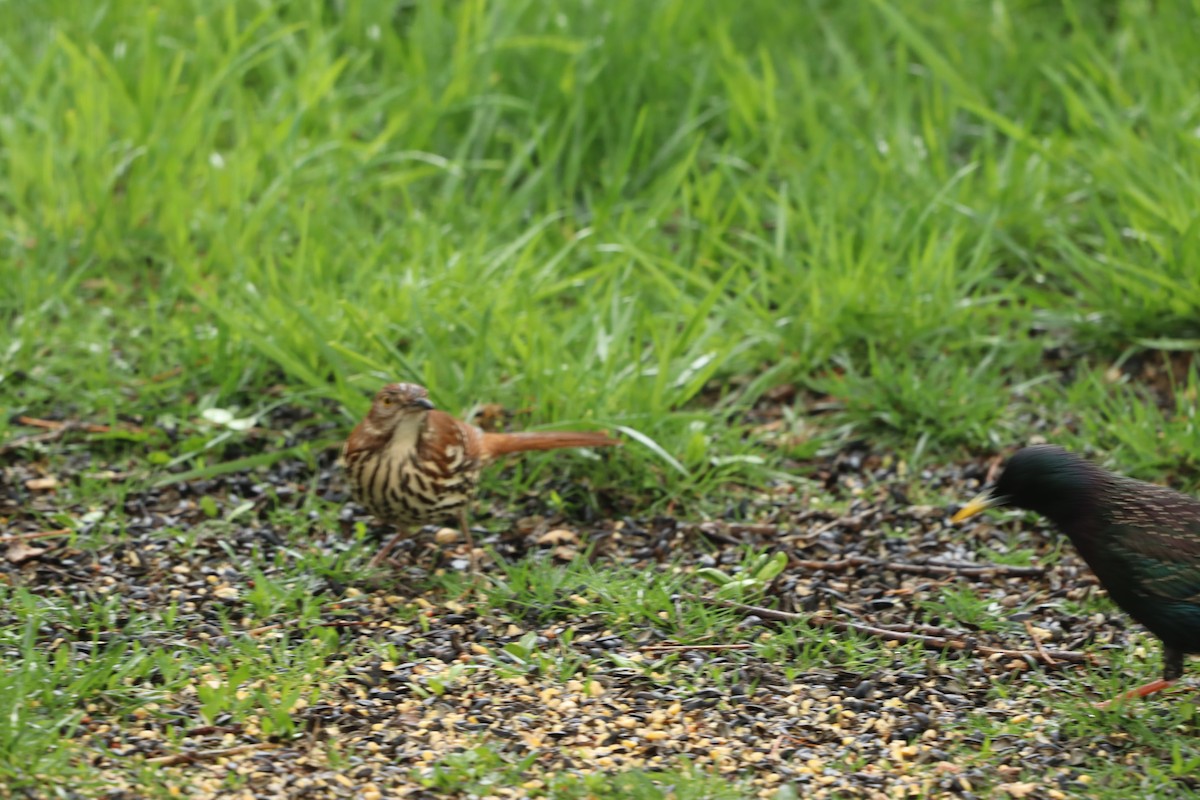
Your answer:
[1095,475,1200,603]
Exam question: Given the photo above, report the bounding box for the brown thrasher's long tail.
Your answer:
[480,430,620,459]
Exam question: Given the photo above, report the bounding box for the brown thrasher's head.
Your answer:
[366,382,435,428]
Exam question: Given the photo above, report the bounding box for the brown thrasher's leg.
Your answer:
[369,528,408,568]
[459,508,478,573]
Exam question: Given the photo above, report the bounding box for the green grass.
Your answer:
[417,747,748,799]
[4,0,1200,478]
[4,0,1200,797]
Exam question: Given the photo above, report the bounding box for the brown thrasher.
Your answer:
[341,382,620,569]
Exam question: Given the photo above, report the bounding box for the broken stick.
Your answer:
[686,594,1095,666]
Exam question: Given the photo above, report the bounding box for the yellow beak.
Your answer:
[951,490,996,523]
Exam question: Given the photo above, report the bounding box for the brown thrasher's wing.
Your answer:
[418,411,486,468]
[478,429,620,461]
[341,419,387,461]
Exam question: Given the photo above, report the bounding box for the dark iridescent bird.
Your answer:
[952,444,1200,707]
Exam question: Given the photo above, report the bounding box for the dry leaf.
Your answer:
[1028,625,1052,641]
[997,783,1040,798]
[6,541,47,564]
[25,476,59,492]
[537,528,578,546]
[552,545,579,561]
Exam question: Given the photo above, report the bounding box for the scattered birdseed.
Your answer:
[1,407,1195,798]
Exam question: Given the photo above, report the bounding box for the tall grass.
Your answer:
[2,0,1198,484]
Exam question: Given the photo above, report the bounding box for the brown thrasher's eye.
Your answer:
[381,397,394,406]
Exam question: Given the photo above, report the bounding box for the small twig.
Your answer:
[183,724,245,737]
[769,732,818,760]
[144,366,183,384]
[15,416,113,433]
[854,620,976,638]
[693,523,741,546]
[725,523,784,535]
[791,555,1044,579]
[985,455,1004,485]
[804,518,844,538]
[240,619,373,638]
[641,643,754,653]
[144,741,277,766]
[0,529,72,544]
[928,559,1046,576]
[2,416,141,453]
[82,471,129,482]
[1024,619,1056,666]
[687,595,1095,666]
[679,595,807,625]
[883,581,953,598]
[1,428,78,452]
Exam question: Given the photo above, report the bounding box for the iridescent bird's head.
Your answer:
[953,445,1094,523]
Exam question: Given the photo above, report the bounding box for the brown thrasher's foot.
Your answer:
[459,509,480,575]
[368,529,409,570]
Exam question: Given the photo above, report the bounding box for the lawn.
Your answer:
[3,0,1200,797]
